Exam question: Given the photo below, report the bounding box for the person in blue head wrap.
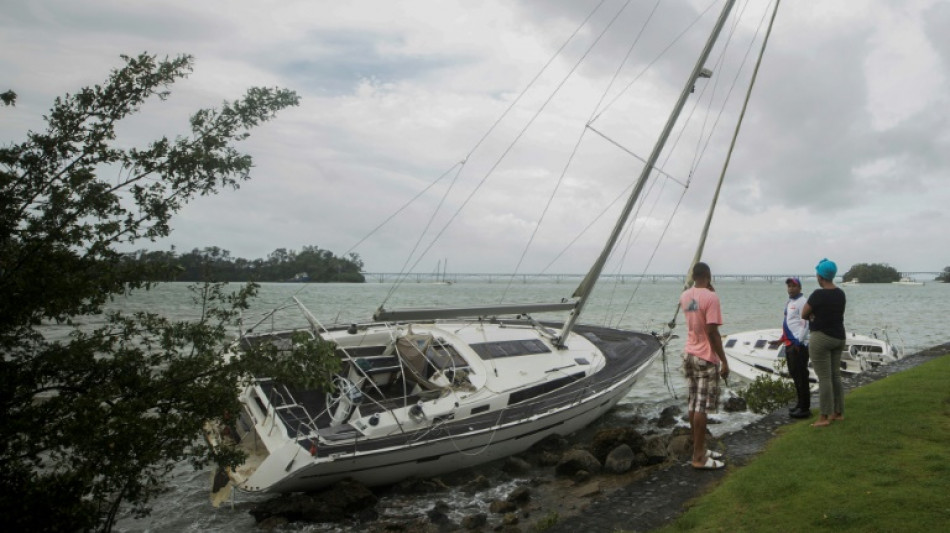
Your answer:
[801,258,846,427]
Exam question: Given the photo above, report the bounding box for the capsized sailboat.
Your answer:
[205,0,753,499]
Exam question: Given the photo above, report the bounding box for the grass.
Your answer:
[651,354,950,533]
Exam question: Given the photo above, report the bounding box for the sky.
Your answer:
[2,0,948,277]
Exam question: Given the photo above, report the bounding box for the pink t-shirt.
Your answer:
[679,286,723,364]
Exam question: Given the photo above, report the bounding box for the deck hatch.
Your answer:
[470,339,551,359]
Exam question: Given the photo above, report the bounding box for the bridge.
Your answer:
[362,271,944,284]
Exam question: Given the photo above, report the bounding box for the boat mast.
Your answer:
[557,0,737,347]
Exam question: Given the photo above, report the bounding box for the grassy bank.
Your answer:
[655,354,950,533]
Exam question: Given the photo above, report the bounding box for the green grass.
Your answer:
[652,354,950,533]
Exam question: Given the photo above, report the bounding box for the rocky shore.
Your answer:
[246,343,950,532]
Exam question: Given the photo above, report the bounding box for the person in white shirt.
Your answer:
[772,277,811,418]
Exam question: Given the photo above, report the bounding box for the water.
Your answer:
[109,279,950,531]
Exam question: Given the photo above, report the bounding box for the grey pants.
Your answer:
[809,330,846,416]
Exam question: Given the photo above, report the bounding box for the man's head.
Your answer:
[692,262,712,285]
[785,276,802,297]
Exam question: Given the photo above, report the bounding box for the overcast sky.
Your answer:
[2,0,948,277]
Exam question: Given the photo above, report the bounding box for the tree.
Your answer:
[937,267,950,283]
[0,54,338,531]
[841,263,900,283]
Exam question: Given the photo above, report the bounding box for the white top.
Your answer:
[784,294,809,346]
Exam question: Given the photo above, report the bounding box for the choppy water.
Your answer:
[107,279,949,531]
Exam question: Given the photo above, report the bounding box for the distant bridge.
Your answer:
[362,271,944,284]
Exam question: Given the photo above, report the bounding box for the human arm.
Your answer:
[706,323,729,379]
[801,301,813,321]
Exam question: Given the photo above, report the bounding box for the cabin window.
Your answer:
[724,339,737,348]
[753,339,767,349]
[470,339,551,359]
[507,372,585,405]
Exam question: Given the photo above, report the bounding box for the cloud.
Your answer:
[2,0,948,276]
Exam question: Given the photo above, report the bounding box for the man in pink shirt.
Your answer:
[679,262,729,470]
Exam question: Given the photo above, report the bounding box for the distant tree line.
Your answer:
[124,245,365,282]
[937,267,950,283]
[841,263,899,283]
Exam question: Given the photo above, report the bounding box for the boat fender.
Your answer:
[309,440,318,456]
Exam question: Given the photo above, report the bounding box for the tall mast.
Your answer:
[558,0,737,346]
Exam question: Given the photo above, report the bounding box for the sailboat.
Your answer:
[205,0,759,499]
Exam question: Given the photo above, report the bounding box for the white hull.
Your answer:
[723,328,903,387]
[208,318,660,496]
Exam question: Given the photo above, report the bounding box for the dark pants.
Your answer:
[786,344,811,410]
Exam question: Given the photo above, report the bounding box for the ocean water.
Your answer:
[107,279,950,531]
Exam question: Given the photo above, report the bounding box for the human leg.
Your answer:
[830,338,845,419]
[808,332,834,425]
[787,344,811,411]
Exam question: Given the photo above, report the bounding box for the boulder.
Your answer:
[555,449,602,477]
[590,427,645,461]
[506,486,531,504]
[723,396,747,412]
[462,513,488,530]
[489,499,517,514]
[603,444,635,474]
[393,476,450,495]
[250,479,377,524]
[655,405,682,428]
[502,456,532,475]
[642,434,672,465]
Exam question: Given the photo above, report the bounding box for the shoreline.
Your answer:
[541,342,950,533]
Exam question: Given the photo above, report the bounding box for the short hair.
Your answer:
[692,261,711,281]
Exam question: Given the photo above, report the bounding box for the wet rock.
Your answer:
[461,475,492,494]
[502,512,520,525]
[250,479,377,524]
[604,444,634,474]
[555,449,601,477]
[426,501,453,527]
[643,434,673,465]
[393,477,450,495]
[506,486,531,504]
[502,456,532,475]
[655,405,682,428]
[537,451,561,467]
[529,434,570,453]
[489,499,517,514]
[723,396,747,412]
[590,427,645,460]
[462,513,488,529]
[573,470,591,483]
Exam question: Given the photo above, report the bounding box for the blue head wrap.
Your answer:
[816,258,837,280]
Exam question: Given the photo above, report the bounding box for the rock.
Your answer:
[489,499,517,514]
[555,449,601,477]
[506,486,531,504]
[537,451,561,467]
[426,501,453,527]
[572,481,601,498]
[502,456,532,475]
[604,444,634,474]
[256,516,288,531]
[656,405,682,428]
[529,434,570,453]
[667,434,692,459]
[573,470,591,483]
[643,434,672,465]
[250,479,377,524]
[461,475,492,494]
[723,396,747,412]
[590,427,645,460]
[462,513,488,530]
[502,512,520,525]
[393,477,450,495]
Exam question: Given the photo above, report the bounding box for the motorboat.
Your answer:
[723,328,905,387]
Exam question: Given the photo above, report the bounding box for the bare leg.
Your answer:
[811,415,831,427]
[691,410,708,466]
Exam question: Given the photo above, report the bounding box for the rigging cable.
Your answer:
[661,0,782,397]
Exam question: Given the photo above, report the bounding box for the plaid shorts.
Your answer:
[685,354,720,414]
